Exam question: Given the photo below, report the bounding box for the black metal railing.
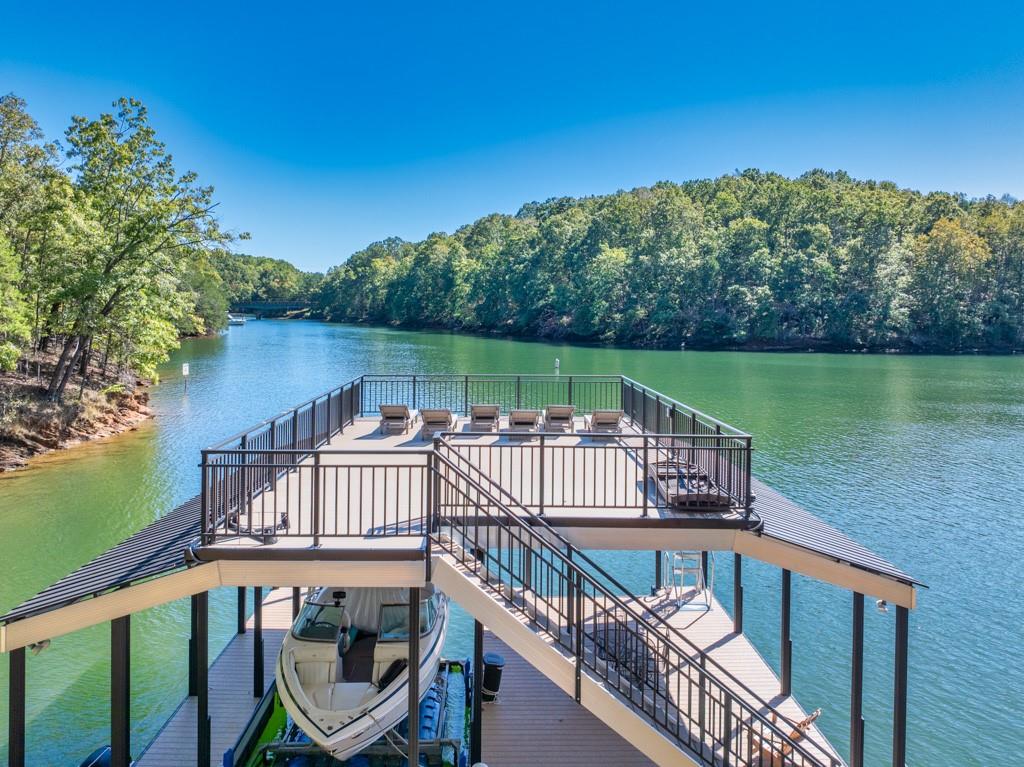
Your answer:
[201,378,361,543]
[199,373,753,539]
[441,432,753,517]
[359,374,624,416]
[201,449,431,543]
[431,451,831,767]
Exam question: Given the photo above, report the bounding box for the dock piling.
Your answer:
[111,615,131,767]
[8,646,25,767]
[408,587,421,767]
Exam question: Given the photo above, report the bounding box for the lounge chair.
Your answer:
[584,409,624,434]
[507,409,542,435]
[419,408,456,440]
[544,404,575,432]
[470,404,500,432]
[378,404,417,434]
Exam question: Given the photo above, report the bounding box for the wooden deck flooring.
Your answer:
[135,589,292,767]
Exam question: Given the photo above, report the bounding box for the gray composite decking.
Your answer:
[135,589,290,767]
[481,634,656,766]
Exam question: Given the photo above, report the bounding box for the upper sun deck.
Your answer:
[197,373,918,607]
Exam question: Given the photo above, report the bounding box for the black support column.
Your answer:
[893,606,909,767]
[236,586,247,635]
[653,550,662,595]
[733,554,743,634]
[408,588,421,767]
[850,592,865,767]
[188,593,199,696]
[780,568,792,697]
[253,586,264,697]
[111,616,131,767]
[471,619,484,764]
[8,647,25,767]
[292,587,301,618]
[196,591,210,767]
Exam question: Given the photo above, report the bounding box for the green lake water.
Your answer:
[1,320,1021,765]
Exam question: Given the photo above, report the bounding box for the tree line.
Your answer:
[314,170,1024,352]
[0,94,317,400]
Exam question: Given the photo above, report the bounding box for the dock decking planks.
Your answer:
[135,589,291,767]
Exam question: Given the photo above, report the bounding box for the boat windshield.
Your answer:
[293,600,343,642]
[378,598,436,642]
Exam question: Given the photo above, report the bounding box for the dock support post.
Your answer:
[8,647,25,767]
[733,554,743,634]
[253,586,264,697]
[472,619,484,765]
[196,591,210,767]
[188,593,199,696]
[780,568,792,697]
[111,615,131,767]
[850,592,865,767]
[653,550,662,594]
[408,587,421,767]
[292,587,301,618]
[236,586,246,635]
[892,606,909,767]
[701,551,709,585]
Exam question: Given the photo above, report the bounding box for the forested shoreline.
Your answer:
[0,94,323,468]
[314,171,1024,353]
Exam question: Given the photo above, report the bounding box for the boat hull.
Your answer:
[276,590,449,759]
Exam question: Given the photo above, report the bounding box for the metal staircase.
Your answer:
[428,447,837,767]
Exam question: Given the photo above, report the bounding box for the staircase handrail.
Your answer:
[431,449,831,767]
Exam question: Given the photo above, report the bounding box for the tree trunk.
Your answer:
[46,335,79,400]
[78,336,92,377]
[52,339,87,401]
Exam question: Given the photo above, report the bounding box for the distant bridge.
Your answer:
[230,301,308,315]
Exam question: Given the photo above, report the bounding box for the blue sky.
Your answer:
[3,1,1024,271]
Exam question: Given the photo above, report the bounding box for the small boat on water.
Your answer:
[227,312,247,325]
[276,586,449,760]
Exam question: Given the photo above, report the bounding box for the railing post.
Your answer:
[291,408,299,451]
[200,450,210,545]
[412,374,418,409]
[745,436,753,516]
[574,569,583,704]
[326,391,333,439]
[464,374,470,416]
[516,375,521,409]
[538,434,546,517]
[642,437,649,518]
[312,452,321,547]
[568,375,573,405]
[722,697,733,767]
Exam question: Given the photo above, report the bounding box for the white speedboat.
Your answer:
[276,585,449,759]
[227,312,246,325]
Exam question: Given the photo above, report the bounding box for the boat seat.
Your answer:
[295,660,336,688]
[306,681,375,711]
[371,642,409,686]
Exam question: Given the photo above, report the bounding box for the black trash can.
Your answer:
[481,651,505,702]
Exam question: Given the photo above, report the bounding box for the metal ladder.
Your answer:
[665,550,714,609]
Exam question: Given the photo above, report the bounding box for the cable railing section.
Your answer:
[430,452,832,767]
